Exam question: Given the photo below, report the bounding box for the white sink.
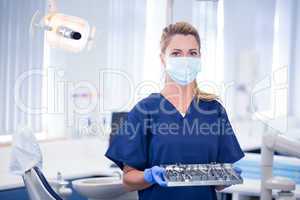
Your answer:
[72,176,137,200]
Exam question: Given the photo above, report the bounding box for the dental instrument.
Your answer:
[162,163,243,187]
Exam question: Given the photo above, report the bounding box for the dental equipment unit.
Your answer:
[261,133,300,200]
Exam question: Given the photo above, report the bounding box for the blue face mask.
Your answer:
[165,57,201,85]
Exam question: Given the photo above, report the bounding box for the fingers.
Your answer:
[152,166,168,187]
[233,166,242,175]
[153,173,167,187]
[159,180,167,187]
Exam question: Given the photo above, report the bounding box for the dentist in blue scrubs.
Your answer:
[105,21,244,200]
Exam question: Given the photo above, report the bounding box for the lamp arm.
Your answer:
[264,134,300,158]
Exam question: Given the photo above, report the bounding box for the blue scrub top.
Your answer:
[105,93,244,200]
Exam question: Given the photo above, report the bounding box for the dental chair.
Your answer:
[10,126,72,200]
[23,166,70,200]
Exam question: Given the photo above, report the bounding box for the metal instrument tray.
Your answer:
[162,163,243,187]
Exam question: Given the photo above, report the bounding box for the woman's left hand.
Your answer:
[233,166,242,177]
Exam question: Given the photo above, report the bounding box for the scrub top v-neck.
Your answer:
[105,93,244,200]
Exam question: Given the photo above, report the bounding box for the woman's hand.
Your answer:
[122,165,167,192]
[144,166,167,187]
[233,166,242,176]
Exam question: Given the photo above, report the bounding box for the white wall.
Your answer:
[291,0,300,121]
[223,0,300,134]
[223,0,276,117]
[172,0,193,22]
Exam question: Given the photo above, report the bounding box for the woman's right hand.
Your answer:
[144,166,167,187]
[122,165,167,192]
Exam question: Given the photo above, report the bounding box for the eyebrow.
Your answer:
[172,48,198,51]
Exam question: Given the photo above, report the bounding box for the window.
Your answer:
[253,0,291,133]
[0,0,46,143]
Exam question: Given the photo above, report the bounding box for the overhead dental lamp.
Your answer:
[30,0,96,52]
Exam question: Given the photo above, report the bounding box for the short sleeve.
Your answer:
[216,101,245,163]
[105,102,149,171]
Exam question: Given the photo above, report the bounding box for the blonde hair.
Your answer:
[160,21,218,102]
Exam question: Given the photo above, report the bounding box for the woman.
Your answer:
[105,22,244,200]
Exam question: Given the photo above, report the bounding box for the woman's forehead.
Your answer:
[167,34,199,51]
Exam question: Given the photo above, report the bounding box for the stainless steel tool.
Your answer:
[162,163,243,187]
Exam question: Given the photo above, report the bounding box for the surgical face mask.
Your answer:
[165,56,201,85]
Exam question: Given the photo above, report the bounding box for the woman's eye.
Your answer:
[190,52,199,56]
[171,52,180,56]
